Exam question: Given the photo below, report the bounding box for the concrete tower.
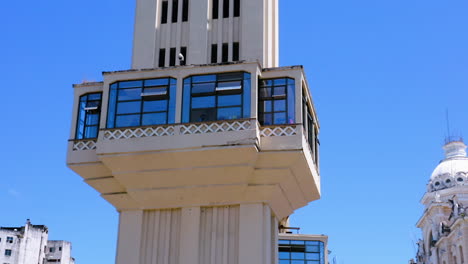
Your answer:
[67,1,320,264]
[415,140,468,264]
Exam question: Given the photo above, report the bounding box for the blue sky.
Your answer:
[1,0,468,263]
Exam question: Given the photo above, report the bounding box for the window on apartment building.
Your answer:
[182,72,251,123]
[6,237,13,243]
[222,43,228,62]
[212,0,219,19]
[159,49,166,67]
[49,247,55,253]
[211,44,218,63]
[233,42,239,61]
[59,247,62,251]
[234,0,240,17]
[182,0,189,21]
[279,240,325,264]
[4,250,12,256]
[76,93,102,139]
[161,1,168,24]
[258,78,295,125]
[172,0,179,23]
[107,78,176,128]
[223,0,229,18]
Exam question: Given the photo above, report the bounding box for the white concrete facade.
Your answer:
[0,220,74,264]
[414,141,468,264]
[132,0,279,69]
[67,0,321,263]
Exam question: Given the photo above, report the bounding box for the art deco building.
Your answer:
[66,0,321,263]
[414,139,468,264]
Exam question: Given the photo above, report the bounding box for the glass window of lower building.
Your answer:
[279,239,325,264]
[259,78,295,125]
[182,72,251,123]
[107,78,176,128]
[76,93,102,139]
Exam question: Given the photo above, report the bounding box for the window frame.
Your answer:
[258,78,295,126]
[75,92,102,140]
[4,249,12,256]
[182,72,251,123]
[107,78,177,129]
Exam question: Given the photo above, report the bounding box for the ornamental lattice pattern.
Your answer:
[260,126,297,137]
[103,126,176,140]
[180,120,251,135]
[73,140,97,151]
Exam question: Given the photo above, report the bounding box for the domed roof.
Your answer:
[428,141,468,192]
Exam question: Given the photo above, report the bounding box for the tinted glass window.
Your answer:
[76,93,102,139]
[259,78,295,125]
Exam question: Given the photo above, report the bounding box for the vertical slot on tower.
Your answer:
[159,49,166,67]
[182,0,189,21]
[234,0,240,17]
[170,48,176,66]
[172,0,179,23]
[233,42,239,61]
[211,44,218,63]
[161,1,168,24]
[212,0,219,19]
[222,43,228,62]
[223,0,229,18]
[180,47,187,65]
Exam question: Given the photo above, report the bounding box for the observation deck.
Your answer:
[67,61,320,219]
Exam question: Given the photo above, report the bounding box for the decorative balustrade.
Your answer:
[260,125,298,137]
[73,140,97,151]
[72,120,298,151]
[103,126,176,140]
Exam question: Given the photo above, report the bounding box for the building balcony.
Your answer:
[66,62,320,219]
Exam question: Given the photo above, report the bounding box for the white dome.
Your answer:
[428,141,468,192]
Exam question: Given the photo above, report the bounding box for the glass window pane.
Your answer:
[262,101,272,112]
[118,88,141,101]
[217,81,242,90]
[287,83,295,124]
[84,126,98,138]
[261,79,273,87]
[306,261,320,264]
[218,95,241,107]
[262,113,273,125]
[280,260,291,264]
[305,253,320,260]
[279,240,291,245]
[274,100,286,112]
[243,76,251,118]
[142,113,167,125]
[305,241,320,246]
[274,86,286,97]
[116,115,140,127]
[306,245,319,252]
[143,100,168,112]
[291,252,305,260]
[279,251,291,259]
[192,96,215,109]
[117,101,141,114]
[86,113,99,125]
[291,261,305,264]
[190,108,216,122]
[274,78,287,86]
[87,93,102,100]
[274,112,287,124]
[145,78,169,87]
[168,82,176,124]
[192,82,216,94]
[217,107,241,120]
[260,88,271,98]
[119,80,143,88]
[107,88,117,128]
[218,72,243,81]
[192,75,216,83]
[142,87,167,96]
[182,82,191,123]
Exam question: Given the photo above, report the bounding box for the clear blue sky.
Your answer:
[1,0,467,263]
